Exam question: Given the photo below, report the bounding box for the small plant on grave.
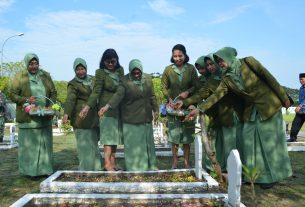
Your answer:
[60,120,73,135]
[242,165,262,206]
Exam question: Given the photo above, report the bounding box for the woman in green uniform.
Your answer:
[79,49,124,171]
[10,53,57,178]
[187,47,292,188]
[161,44,199,169]
[62,57,101,171]
[99,59,159,171]
[177,53,243,171]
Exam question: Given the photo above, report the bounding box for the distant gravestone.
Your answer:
[9,124,16,144]
[194,135,202,180]
[227,149,242,207]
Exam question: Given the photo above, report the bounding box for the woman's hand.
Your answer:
[79,105,90,119]
[185,108,199,121]
[98,105,110,117]
[28,96,36,104]
[179,91,189,99]
[295,105,302,113]
[62,114,69,124]
[284,99,291,109]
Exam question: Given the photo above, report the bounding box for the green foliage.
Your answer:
[53,80,68,105]
[0,76,10,95]
[283,86,299,106]
[152,77,166,105]
[60,121,73,135]
[242,165,263,206]
[242,165,262,183]
[1,61,25,77]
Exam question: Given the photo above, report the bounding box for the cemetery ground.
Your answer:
[1,119,305,206]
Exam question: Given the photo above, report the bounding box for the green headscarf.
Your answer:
[129,59,145,91]
[73,57,93,89]
[204,53,222,80]
[24,53,39,68]
[213,47,244,89]
[195,56,210,82]
[73,57,87,71]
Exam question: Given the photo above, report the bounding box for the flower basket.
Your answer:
[166,105,189,117]
[24,96,61,117]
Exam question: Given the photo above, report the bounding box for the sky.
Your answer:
[0,0,304,88]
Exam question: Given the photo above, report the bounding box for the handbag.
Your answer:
[243,57,294,106]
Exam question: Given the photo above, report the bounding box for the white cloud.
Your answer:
[209,4,252,24]
[148,0,184,17]
[12,10,218,81]
[0,0,14,13]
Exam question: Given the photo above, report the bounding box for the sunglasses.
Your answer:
[104,59,117,65]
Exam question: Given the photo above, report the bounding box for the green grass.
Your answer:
[0,133,305,207]
[283,113,305,132]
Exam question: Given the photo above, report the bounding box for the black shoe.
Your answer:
[260,182,276,189]
[287,138,296,142]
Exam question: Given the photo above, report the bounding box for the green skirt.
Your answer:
[100,116,123,145]
[123,123,157,171]
[242,110,292,183]
[167,116,195,144]
[18,125,53,176]
[74,128,102,171]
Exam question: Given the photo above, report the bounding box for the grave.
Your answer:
[10,193,228,207]
[0,123,18,151]
[11,136,246,207]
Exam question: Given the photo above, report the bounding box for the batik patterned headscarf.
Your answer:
[213,47,244,89]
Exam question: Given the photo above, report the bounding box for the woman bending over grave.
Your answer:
[186,47,292,189]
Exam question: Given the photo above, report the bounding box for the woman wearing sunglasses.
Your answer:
[79,49,124,171]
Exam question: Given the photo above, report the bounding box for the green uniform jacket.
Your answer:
[161,63,199,101]
[87,67,124,118]
[10,69,57,123]
[64,78,98,129]
[182,75,206,106]
[108,74,158,124]
[199,57,287,121]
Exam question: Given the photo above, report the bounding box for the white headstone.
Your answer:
[227,149,242,207]
[9,124,16,145]
[194,135,202,180]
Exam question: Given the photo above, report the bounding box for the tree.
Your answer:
[1,61,25,77]
[152,77,165,106]
[53,80,68,105]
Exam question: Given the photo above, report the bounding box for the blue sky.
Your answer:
[0,0,304,88]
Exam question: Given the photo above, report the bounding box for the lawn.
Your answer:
[1,127,305,207]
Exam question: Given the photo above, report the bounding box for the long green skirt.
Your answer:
[18,125,53,176]
[242,110,292,183]
[123,123,157,171]
[100,116,123,145]
[74,128,102,171]
[167,116,195,144]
